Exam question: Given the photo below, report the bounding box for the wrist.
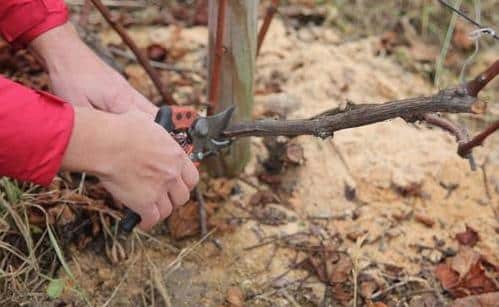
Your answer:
[29,22,87,73]
[61,107,120,177]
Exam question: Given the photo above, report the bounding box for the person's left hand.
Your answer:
[30,22,158,116]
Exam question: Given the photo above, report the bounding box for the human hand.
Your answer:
[30,22,158,116]
[61,108,199,230]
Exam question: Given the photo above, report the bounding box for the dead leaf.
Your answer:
[168,201,199,240]
[329,254,353,283]
[451,292,499,307]
[226,287,244,307]
[435,263,460,290]
[414,213,435,228]
[408,293,438,307]
[360,280,379,298]
[258,173,282,186]
[435,247,498,298]
[248,191,280,207]
[453,21,474,51]
[367,302,388,307]
[456,225,479,247]
[204,178,235,201]
[47,205,76,226]
[192,0,208,25]
[146,43,167,61]
[450,247,481,277]
[330,283,353,302]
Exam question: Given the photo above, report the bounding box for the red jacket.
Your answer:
[0,0,73,186]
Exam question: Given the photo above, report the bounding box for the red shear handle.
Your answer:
[120,105,198,233]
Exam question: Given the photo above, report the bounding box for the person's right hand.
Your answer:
[61,107,199,230]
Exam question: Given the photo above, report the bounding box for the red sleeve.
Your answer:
[0,0,68,49]
[0,76,74,186]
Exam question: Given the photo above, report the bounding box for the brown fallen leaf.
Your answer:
[168,201,199,240]
[451,292,499,307]
[453,21,474,51]
[47,205,76,226]
[248,191,280,207]
[455,225,480,247]
[146,43,167,62]
[204,178,235,201]
[435,247,498,298]
[331,283,353,303]
[408,293,439,307]
[414,213,435,228]
[367,302,388,307]
[359,280,379,298]
[258,173,282,186]
[435,263,460,290]
[329,254,353,283]
[226,287,244,307]
[450,247,481,277]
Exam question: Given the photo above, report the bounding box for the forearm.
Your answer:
[29,22,86,73]
[0,76,73,185]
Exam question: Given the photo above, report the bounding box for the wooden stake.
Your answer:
[207,0,258,176]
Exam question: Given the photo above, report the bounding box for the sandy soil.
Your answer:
[62,19,498,306]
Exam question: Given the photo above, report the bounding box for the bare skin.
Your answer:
[30,23,199,230]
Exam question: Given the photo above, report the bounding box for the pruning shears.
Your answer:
[120,105,235,233]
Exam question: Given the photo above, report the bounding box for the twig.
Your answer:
[458,120,499,157]
[422,114,476,169]
[437,0,499,40]
[223,88,478,138]
[480,159,492,200]
[465,59,499,97]
[422,114,468,142]
[89,0,176,105]
[195,186,207,236]
[370,277,429,300]
[107,46,201,74]
[257,0,279,56]
[223,61,498,164]
[207,0,227,115]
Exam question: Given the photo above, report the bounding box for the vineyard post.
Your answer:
[207,0,258,176]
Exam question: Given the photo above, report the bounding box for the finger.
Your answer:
[132,90,159,117]
[181,159,199,190]
[156,193,173,220]
[135,203,161,231]
[167,179,190,208]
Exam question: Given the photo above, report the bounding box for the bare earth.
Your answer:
[63,19,498,306]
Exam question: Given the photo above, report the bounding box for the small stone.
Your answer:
[421,249,443,264]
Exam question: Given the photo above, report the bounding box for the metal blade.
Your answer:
[189,106,235,160]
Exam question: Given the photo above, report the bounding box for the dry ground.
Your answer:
[61,16,498,306]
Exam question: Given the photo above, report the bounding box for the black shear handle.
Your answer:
[119,106,173,233]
